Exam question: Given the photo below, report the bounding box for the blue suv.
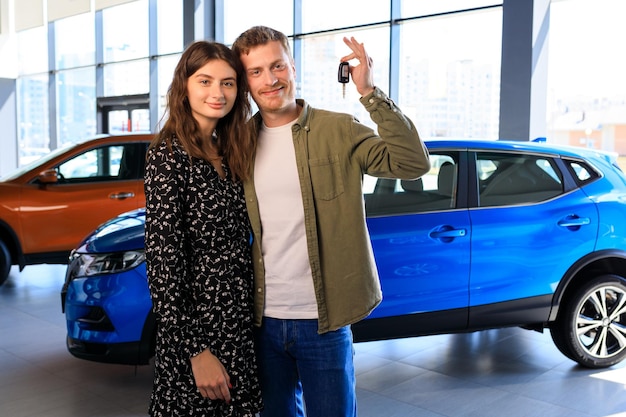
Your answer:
[61,139,626,368]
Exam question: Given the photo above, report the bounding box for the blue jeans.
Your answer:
[254,318,356,417]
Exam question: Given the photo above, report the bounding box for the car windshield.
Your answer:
[0,143,79,182]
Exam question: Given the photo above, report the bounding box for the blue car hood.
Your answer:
[76,208,146,254]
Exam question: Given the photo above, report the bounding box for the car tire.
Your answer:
[550,274,626,368]
[0,240,11,286]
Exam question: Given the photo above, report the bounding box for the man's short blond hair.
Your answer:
[232,25,292,58]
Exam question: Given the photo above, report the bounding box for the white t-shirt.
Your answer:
[254,120,318,319]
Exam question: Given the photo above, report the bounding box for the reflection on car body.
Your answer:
[61,138,626,369]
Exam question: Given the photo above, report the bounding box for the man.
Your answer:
[232,26,430,417]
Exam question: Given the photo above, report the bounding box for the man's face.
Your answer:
[239,41,297,122]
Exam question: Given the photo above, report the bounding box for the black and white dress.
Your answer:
[144,137,262,417]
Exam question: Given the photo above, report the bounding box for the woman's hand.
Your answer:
[190,348,232,403]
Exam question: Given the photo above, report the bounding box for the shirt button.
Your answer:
[369,98,375,104]
[257,288,263,293]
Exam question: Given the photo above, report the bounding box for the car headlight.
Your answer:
[68,250,145,278]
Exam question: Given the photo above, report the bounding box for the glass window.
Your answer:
[57,144,124,181]
[17,26,48,75]
[401,0,502,18]
[108,110,131,134]
[107,109,151,134]
[156,54,180,127]
[130,109,151,132]
[17,75,50,166]
[55,13,95,70]
[477,153,563,207]
[300,27,390,130]
[564,159,600,185]
[157,0,183,55]
[102,0,149,63]
[398,8,502,139]
[223,0,293,45]
[364,152,459,216]
[118,142,150,180]
[103,60,150,96]
[301,0,390,33]
[547,0,626,154]
[56,68,97,146]
[55,142,148,182]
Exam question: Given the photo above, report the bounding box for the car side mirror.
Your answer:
[38,169,59,184]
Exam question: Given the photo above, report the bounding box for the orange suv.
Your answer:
[0,134,152,286]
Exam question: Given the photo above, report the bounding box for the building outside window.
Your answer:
[16,26,49,166]
[55,13,96,146]
[547,0,626,157]
[9,0,626,170]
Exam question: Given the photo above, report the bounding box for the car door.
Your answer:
[467,151,598,325]
[19,142,148,254]
[364,151,471,320]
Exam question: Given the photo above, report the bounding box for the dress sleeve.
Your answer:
[144,143,208,359]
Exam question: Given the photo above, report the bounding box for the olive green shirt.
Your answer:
[244,87,431,333]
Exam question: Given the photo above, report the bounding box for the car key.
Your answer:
[338,61,349,98]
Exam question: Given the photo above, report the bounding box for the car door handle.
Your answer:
[557,216,591,228]
[430,229,467,239]
[110,192,135,200]
[428,226,467,242]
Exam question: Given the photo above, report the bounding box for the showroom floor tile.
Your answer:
[1,264,625,417]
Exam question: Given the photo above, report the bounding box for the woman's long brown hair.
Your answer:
[151,41,255,181]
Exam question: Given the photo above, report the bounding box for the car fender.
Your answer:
[549,248,626,322]
[0,218,25,270]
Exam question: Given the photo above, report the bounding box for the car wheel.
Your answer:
[0,240,11,286]
[550,274,626,368]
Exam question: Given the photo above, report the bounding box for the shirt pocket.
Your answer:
[309,154,345,201]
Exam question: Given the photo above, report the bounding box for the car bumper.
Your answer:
[62,264,154,364]
[66,336,150,365]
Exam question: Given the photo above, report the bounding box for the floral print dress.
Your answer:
[144,137,262,417]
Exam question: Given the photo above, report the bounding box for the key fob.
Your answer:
[338,62,349,83]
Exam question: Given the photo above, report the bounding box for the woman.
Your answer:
[144,41,262,417]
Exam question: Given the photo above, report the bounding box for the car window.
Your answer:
[56,143,147,183]
[477,152,563,207]
[1,143,76,181]
[117,142,149,180]
[563,159,601,185]
[364,153,459,216]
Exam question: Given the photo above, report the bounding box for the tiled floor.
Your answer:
[1,264,626,417]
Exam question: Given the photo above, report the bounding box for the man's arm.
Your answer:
[341,37,430,180]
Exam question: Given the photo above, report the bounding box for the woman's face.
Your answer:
[186,58,238,132]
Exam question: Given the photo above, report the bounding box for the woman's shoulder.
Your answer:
[151,135,189,157]
[147,136,193,172]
